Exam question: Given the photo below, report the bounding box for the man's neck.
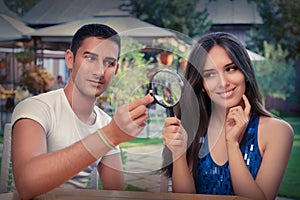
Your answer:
[64,83,97,125]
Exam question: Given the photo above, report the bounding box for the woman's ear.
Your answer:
[65,49,74,70]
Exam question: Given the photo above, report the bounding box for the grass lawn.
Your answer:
[278,115,300,199]
[119,137,163,148]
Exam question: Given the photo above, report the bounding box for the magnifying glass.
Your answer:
[149,69,184,117]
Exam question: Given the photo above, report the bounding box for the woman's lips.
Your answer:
[217,87,236,98]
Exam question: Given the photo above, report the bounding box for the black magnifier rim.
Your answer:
[150,69,184,108]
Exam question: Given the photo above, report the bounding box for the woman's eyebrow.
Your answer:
[224,62,235,67]
[202,68,215,72]
[203,62,235,70]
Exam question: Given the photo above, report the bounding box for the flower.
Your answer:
[19,65,54,95]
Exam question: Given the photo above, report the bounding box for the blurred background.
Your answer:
[0,0,299,199]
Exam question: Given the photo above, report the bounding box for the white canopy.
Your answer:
[29,16,176,49]
[0,14,34,42]
[246,49,265,61]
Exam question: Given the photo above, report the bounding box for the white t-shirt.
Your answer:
[11,89,120,188]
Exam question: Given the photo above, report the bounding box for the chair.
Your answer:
[90,167,99,190]
[0,123,13,193]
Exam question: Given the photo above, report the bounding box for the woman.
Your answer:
[161,32,294,200]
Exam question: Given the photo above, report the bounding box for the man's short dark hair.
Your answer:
[70,24,121,58]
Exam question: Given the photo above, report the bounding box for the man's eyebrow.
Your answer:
[83,51,98,57]
[104,57,117,61]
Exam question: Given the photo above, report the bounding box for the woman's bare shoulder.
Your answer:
[259,116,294,140]
[257,116,294,156]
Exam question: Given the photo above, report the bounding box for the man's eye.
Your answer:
[103,60,116,68]
[85,55,97,62]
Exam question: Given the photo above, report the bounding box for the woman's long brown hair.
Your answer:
[160,32,271,182]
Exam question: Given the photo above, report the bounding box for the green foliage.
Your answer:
[247,0,300,60]
[120,138,163,148]
[278,117,300,199]
[120,147,127,165]
[268,109,281,117]
[253,41,296,102]
[118,36,146,73]
[15,48,35,64]
[102,36,154,107]
[125,184,146,191]
[120,0,212,38]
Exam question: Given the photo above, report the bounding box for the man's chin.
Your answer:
[94,89,105,98]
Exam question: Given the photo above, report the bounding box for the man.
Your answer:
[11,24,154,200]
[52,75,65,90]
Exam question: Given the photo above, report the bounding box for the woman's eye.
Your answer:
[226,66,238,72]
[203,72,216,78]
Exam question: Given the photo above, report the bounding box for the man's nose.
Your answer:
[95,61,107,76]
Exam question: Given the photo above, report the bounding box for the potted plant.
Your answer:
[160,51,174,66]
[158,43,178,66]
[15,48,35,65]
[19,65,54,95]
[0,58,6,69]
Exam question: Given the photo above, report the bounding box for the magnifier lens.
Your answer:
[150,69,183,108]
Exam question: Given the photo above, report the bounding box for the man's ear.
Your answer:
[65,49,74,69]
[114,63,119,75]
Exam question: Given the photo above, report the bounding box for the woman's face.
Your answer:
[202,45,246,109]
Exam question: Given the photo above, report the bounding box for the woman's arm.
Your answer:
[162,117,196,193]
[171,153,196,193]
[254,118,293,199]
[227,117,294,200]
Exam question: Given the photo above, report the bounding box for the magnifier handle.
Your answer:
[166,107,174,117]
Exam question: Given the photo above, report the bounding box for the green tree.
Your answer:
[120,0,212,38]
[100,36,154,108]
[253,41,296,104]
[4,0,40,16]
[247,0,300,60]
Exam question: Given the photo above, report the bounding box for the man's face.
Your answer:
[71,37,119,98]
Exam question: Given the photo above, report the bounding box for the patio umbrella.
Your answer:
[0,14,35,85]
[0,14,34,42]
[29,16,176,50]
[246,49,265,61]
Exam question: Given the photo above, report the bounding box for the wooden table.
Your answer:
[0,188,252,200]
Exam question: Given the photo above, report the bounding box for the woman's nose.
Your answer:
[218,73,229,88]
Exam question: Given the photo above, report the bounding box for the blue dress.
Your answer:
[195,114,262,194]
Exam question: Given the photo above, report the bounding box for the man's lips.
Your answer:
[89,79,104,86]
